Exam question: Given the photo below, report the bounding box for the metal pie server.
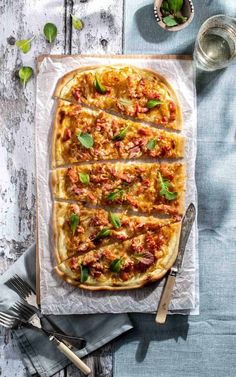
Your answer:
[155,203,196,324]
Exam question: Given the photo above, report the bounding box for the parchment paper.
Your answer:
[35,55,198,315]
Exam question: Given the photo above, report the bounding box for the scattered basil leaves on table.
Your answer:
[71,15,84,31]
[79,172,90,185]
[110,258,123,273]
[80,265,89,283]
[109,212,121,229]
[16,36,35,53]
[160,0,187,27]
[147,139,157,150]
[77,132,94,148]
[158,172,177,201]
[18,67,33,87]
[70,214,80,235]
[94,75,107,94]
[43,23,57,43]
[146,99,163,109]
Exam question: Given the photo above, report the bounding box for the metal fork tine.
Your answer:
[14,274,35,294]
[6,278,29,298]
[12,302,35,320]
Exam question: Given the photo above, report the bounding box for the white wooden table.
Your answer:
[0,1,123,375]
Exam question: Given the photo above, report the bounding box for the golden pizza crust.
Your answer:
[53,64,182,130]
[54,222,181,290]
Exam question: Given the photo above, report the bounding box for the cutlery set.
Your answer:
[2,275,91,375]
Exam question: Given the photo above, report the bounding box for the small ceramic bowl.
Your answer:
[154,0,194,32]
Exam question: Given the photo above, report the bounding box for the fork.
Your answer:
[9,302,91,375]
[5,274,84,347]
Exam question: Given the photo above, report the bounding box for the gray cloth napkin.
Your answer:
[0,243,133,377]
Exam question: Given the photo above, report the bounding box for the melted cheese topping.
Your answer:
[54,201,177,262]
[52,162,186,216]
[59,66,182,130]
[53,102,184,167]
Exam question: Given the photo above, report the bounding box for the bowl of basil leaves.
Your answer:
[154,0,194,31]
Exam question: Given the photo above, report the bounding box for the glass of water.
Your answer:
[194,15,236,71]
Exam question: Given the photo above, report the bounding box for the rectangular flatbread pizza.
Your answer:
[54,65,182,130]
[54,201,180,263]
[55,221,181,290]
[52,100,185,167]
[52,162,186,215]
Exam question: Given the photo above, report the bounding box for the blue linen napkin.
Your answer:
[113,1,236,376]
[0,244,133,377]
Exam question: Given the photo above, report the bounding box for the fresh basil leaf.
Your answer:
[133,251,155,266]
[112,126,129,141]
[109,212,121,229]
[162,15,178,26]
[43,23,57,43]
[175,15,187,24]
[147,139,157,150]
[77,132,94,149]
[79,172,90,185]
[71,15,84,31]
[94,228,111,242]
[147,99,163,109]
[16,36,35,54]
[110,258,123,273]
[70,214,80,235]
[158,172,177,201]
[167,0,183,14]
[18,66,33,87]
[161,0,170,12]
[107,187,125,202]
[94,75,107,94]
[80,265,89,283]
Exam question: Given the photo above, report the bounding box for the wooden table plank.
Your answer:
[71,0,123,54]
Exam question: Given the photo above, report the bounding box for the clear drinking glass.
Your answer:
[194,15,236,71]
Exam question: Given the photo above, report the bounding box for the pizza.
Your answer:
[49,64,187,291]
[54,65,182,130]
[52,162,185,216]
[52,100,185,167]
[55,221,181,290]
[54,201,180,263]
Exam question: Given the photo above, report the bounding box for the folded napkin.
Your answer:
[0,243,133,377]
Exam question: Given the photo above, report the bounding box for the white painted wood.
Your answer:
[0,0,123,376]
[71,0,123,54]
[0,1,65,376]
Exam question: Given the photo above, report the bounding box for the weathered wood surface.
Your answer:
[0,0,123,376]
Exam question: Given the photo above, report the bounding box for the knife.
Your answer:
[155,203,196,324]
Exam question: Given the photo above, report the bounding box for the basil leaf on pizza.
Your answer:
[77,132,94,148]
[109,212,121,229]
[158,172,177,201]
[79,172,90,185]
[70,214,80,235]
[80,265,89,283]
[147,139,157,150]
[110,258,123,273]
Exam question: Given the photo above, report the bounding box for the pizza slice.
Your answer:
[54,201,180,263]
[52,162,186,215]
[55,221,181,290]
[52,100,185,167]
[54,65,182,130]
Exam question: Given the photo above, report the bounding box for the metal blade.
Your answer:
[172,203,196,272]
